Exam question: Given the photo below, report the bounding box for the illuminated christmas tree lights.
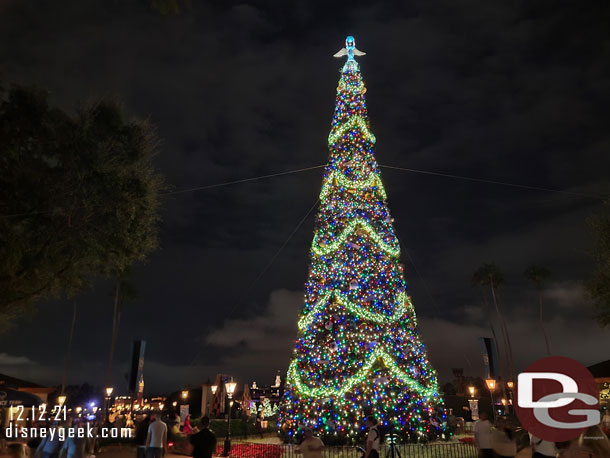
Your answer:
[280,37,445,443]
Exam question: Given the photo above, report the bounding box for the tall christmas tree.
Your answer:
[281,37,445,443]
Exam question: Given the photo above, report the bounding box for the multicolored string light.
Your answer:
[281,42,445,443]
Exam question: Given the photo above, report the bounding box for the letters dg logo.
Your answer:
[515,356,600,441]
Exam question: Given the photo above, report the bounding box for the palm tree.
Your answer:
[472,272,506,381]
[473,263,515,381]
[61,301,77,395]
[524,265,551,356]
[105,268,137,389]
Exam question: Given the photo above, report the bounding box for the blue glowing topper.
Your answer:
[333,35,366,63]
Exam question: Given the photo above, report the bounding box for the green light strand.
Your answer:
[312,218,400,257]
[319,169,387,201]
[328,115,376,146]
[287,346,439,399]
[298,291,410,330]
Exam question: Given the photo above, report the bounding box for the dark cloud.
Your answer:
[0,0,609,392]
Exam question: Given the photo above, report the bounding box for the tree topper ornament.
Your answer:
[333,36,366,71]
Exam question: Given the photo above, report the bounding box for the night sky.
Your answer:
[1,0,610,393]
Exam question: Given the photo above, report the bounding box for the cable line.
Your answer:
[161,165,325,196]
[380,164,606,200]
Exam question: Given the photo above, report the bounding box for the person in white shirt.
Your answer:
[473,411,493,458]
[146,413,168,458]
[530,433,557,458]
[364,415,380,458]
[296,428,324,458]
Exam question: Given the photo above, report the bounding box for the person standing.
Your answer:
[36,421,63,458]
[295,428,324,458]
[601,410,610,436]
[559,425,610,458]
[364,416,380,458]
[473,412,493,458]
[189,417,216,458]
[146,412,168,458]
[491,417,516,458]
[530,434,557,458]
[135,415,150,458]
[59,419,89,458]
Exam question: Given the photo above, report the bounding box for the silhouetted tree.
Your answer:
[0,85,163,328]
[524,265,552,355]
[587,204,610,326]
[473,263,514,381]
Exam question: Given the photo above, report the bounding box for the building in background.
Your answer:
[588,359,610,409]
[0,373,54,402]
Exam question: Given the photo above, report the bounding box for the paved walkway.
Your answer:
[95,445,183,458]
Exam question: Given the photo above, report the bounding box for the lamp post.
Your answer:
[224,381,237,456]
[211,385,218,418]
[105,387,114,424]
[506,381,514,416]
[485,378,496,422]
[467,385,479,421]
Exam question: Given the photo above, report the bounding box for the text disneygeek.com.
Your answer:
[4,424,133,440]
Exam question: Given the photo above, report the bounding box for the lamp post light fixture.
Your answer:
[506,381,515,416]
[57,395,67,407]
[224,381,237,456]
[172,401,177,407]
[468,386,476,398]
[485,378,497,421]
[181,390,189,400]
[104,387,114,424]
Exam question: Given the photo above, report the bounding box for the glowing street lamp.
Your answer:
[485,378,497,421]
[181,390,189,400]
[104,387,114,423]
[211,385,218,395]
[226,382,237,397]
[485,379,496,391]
[57,396,67,407]
[224,380,238,456]
[468,386,476,398]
